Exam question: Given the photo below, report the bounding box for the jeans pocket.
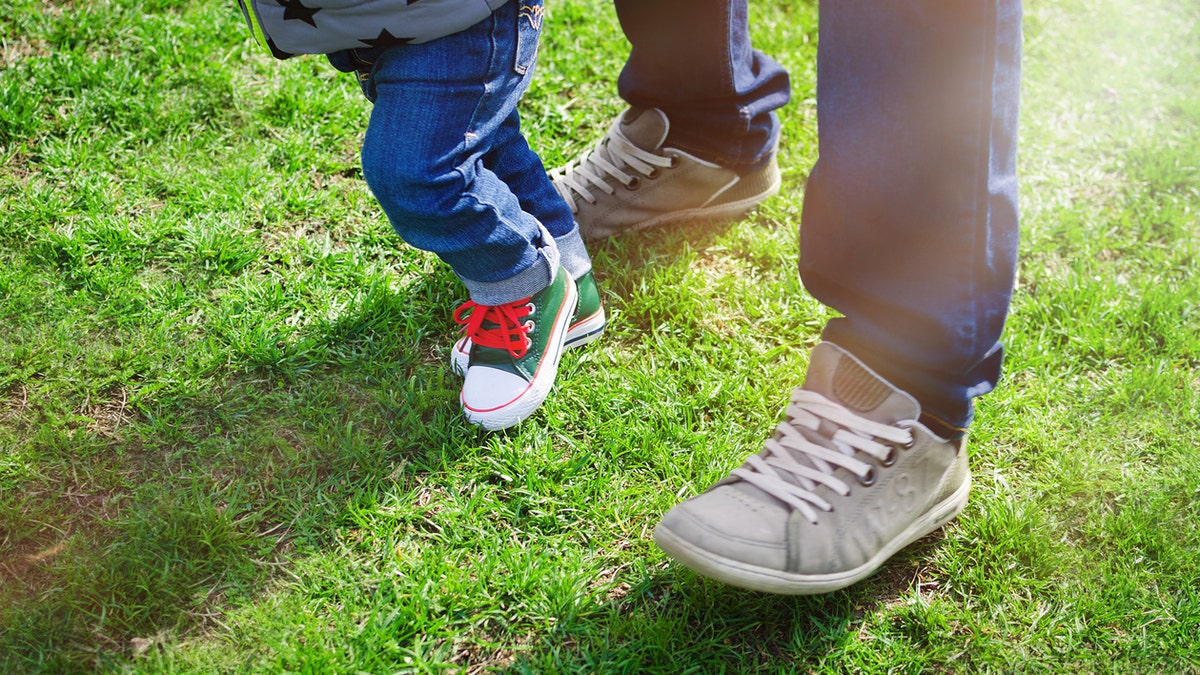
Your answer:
[513,0,544,75]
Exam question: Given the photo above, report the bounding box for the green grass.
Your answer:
[2,0,1199,672]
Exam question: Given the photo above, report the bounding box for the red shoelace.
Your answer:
[453,298,534,358]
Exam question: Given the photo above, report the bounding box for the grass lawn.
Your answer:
[2,0,1199,672]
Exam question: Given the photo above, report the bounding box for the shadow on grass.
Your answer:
[587,218,742,305]
[0,269,481,673]
[502,532,954,672]
[1,213,801,673]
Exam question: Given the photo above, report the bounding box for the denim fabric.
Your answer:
[617,0,1021,433]
[798,0,1022,434]
[613,0,791,171]
[328,0,587,305]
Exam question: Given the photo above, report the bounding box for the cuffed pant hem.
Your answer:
[458,224,561,306]
[554,223,592,280]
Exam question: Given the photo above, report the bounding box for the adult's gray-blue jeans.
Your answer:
[615,0,1022,436]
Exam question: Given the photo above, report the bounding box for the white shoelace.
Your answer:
[550,117,676,213]
[732,389,915,524]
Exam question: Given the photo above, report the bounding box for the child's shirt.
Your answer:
[238,0,510,59]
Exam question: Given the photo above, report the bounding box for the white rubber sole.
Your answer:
[653,467,971,595]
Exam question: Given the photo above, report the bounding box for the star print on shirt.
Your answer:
[278,0,320,27]
[359,28,417,49]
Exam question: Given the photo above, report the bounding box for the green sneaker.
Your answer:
[451,270,605,377]
[549,107,781,241]
[654,342,971,595]
[455,267,577,431]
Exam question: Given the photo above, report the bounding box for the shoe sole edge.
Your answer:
[653,469,971,595]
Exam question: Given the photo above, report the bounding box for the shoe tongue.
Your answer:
[617,107,670,153]
[801,342,920,426]
[472,345,512,366]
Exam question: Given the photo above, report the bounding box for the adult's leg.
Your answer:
[549,0,791,240]
[613,0,790,170]
[800,0,1022,435]
[653,0,1022,594]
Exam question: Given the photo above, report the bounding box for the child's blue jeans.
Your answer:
[328,0,589,306]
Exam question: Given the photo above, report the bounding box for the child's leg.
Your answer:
[358,3,557,307]
[447,106,607,378]
[484,108,592,283]
[481,106,605,340]
[351,1,590,430]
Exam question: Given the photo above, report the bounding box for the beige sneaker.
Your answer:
[654,342,971,595]
[550,108,781,241]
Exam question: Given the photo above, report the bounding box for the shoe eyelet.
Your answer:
[900,436,916,450]
[857,467,877,487]
[625,177,641,190]
[646,167,661,180]
[522,320,535,332]
[665,153,681,169]
[880,447,897,467]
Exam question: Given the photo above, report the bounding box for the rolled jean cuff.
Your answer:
[554,223,592,280]
[459,224,561,306]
